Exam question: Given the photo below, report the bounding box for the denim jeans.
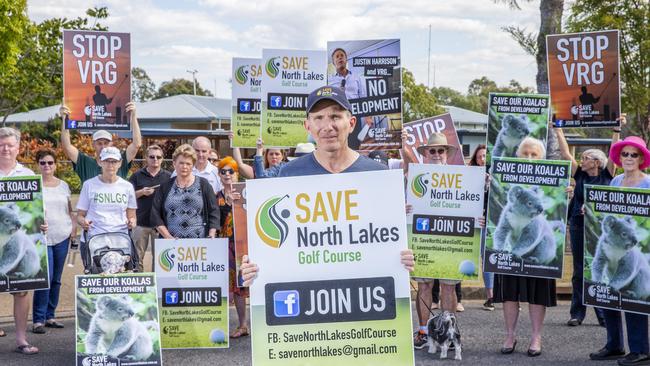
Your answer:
[33,238,69,324]
[603,309,649,354]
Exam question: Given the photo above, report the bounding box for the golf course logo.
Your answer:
[588,285,597,298]
[266,57,281,78]
[255,195,290,248]
[410,173,429,198]
[159,247,176,272]
[235,65,248,85]
[488,253,498,265]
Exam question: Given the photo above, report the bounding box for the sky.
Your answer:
[28,0,548,99]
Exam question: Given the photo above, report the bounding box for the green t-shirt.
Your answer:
[74,151,132,184]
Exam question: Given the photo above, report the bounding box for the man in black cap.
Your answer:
[278,86,384,176]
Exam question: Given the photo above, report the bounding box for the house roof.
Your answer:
[443,105,487,125]
[5,94,231,124]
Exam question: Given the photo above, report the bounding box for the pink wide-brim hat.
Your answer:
[609,136,650,169]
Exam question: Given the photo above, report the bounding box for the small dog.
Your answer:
[427,311,462,360]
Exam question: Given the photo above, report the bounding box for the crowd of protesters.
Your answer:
[0,85,648,366]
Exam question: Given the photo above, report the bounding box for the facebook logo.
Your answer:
[165,290,179,305]
[239,100,251,112]
[270,95,282,108]
[273,290,299,317]
[416,217,430,232]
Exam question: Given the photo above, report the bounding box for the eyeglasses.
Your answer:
[621,151,640,158]
[102,160,121,165]
[581,156,595,161]
[219,168,235,175]
[39,161,55,166]
[429,148,447,155]
[208,158,219,163]
[148,155,163,160]
[340,79,346,88]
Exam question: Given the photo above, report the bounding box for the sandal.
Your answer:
[32,324,46,334]
[15,344,39,355]
[230,326,250,338]
[45,320,65,328]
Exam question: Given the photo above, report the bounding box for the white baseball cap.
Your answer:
[92,130,112,141]
[288,143,316,161]
[99,146,122,161]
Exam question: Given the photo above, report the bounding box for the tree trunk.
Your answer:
[537,0,564,160]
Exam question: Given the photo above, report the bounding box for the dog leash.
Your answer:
[410,281,439,318]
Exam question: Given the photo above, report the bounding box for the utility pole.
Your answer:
[427,24,431,89]
[186,69,198,95]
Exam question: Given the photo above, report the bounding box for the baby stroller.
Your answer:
[81,231,140,274]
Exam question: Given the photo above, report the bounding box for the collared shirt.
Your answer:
[171,163,222,193]
[129,167,172,227]
[0,162,34,177]
[328,70,367,99]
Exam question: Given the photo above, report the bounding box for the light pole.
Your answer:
[186,69,198,95]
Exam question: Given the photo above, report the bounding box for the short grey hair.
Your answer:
[583,148,608,168]
[0,127,20,142]
[516,136,547,159]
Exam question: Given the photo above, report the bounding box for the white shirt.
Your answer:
[0,162,34,177]
[172,163,222,193]
[328,70,367,99]
[76,176,137,238]
[43,180,72,245]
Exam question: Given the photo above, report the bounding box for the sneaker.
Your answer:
[413,331,428,350]
[589,347,626,360]
[618,353,650,365]
[456,303,465,312]
[483,299,495,311]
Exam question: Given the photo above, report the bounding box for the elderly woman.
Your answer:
[556,127,619,327]
[214,157,249,338]
[495,136,555,357]
[77,146,137,255]
[151,144,219,239]
[589,136,650,365]
[32,149,76,334]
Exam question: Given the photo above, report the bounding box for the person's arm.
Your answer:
[126,208,137,229]
[77,210,92,231]
[150,182,166,230]
[253,155,268,178]
[228,131,254,179]
[607,114,626,177]
[400,129,413,174]
[68,197,78,239]
[156,225,174,239]
[204,181,220,237]
[125,102,142,162]
[554,127,578,176]
[59,105,79,163]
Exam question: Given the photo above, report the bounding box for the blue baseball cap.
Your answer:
[306,86,352,115]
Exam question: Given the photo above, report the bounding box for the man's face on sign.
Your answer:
[305,101,355,153]
[333,50,347,71]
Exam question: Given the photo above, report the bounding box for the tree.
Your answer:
[155,78,213,99]
[0,7,109,124]
[0,0,29,76]
[467,76,535,113]
[430,86,482,113]
[495,0,564,93]
[402,68,444,122]
[131,67,156,102]
[566,0,650,140]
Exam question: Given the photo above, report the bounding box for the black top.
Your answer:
[569,166,613,219]
[129,167,171,227]
[150,176,220,237]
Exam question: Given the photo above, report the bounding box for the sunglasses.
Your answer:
[39,161,55,166]
[208,158,219,163]
[220,168,235,175]
[148,155,163,160]
[429,148,447,155]
[621,151,640,158]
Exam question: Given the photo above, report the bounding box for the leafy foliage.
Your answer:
[132,67,156,102]
[402,68,444,122]
[156,78,213,99]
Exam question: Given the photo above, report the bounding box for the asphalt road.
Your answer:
[0,300,626,366]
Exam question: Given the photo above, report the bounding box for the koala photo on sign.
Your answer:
[484,157,571,279]
[584,185,650,315]
[0,176,49,293]
[75,273,162,366]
